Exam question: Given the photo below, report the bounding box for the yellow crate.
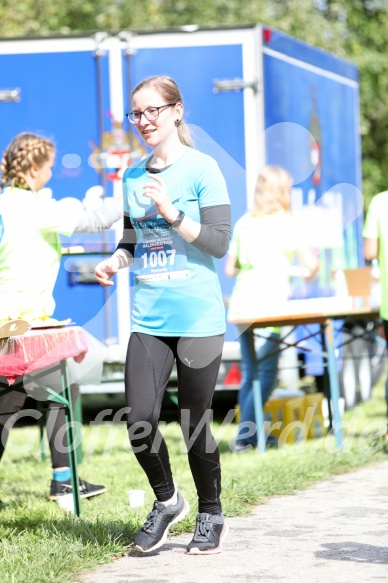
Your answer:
[264,396,307,445]
[303,393,325,439]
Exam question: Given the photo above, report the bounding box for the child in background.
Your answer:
[0,132,122,500]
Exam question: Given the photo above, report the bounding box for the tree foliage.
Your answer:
[322,0,388,203]
[0,0,386,202]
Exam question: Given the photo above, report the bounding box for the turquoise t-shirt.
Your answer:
[123,146,230,337]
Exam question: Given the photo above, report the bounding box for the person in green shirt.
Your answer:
[363,190,388,441]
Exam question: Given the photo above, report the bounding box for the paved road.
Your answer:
[79,459,388,583]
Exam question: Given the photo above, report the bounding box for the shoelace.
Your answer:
[197,515,212,539]
[143,504,163,531]
[59,480,86,493]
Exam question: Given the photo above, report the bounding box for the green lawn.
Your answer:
[0,381,387,583]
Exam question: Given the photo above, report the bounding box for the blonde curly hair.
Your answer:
[1,132,55,189]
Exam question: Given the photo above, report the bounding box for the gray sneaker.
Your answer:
[186,512,229,555]
[134,491,190,553]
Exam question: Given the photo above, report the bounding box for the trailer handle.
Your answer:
[0,89,20,102]
[213,79,258,94]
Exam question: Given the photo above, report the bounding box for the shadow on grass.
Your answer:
[0,511,137,547]
[217,435,281,455]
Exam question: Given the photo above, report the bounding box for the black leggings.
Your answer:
[0,381,79,469]
[125,332,224,514]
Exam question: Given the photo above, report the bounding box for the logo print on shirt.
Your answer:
[133,189,151,210]
[132,190,181,224]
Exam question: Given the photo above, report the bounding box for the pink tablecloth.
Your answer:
[0,326,89,385]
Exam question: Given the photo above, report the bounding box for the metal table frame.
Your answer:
[230,307,381,454]
[0,327,88,515]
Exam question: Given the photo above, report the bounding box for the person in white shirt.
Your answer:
[225,165,318,451]
[0,132,121,501]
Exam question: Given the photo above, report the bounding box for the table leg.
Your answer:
[248,331,266,454]
[74,393,83,465]
[323,320,343,450]
[38,416,47,462]
[320,327,333,431]
[60,360,81,516]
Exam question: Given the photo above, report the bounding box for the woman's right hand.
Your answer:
[94,257,120,286]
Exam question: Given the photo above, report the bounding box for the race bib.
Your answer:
[133,217,190,281]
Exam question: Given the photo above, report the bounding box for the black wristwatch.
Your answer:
[169,210,185,228]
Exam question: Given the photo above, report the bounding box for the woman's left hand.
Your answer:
[142,173,179,224]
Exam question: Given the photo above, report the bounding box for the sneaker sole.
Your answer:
[186,521,229,555]
[135,499,190,553]
[49,486,107,501]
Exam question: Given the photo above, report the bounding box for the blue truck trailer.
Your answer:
[0,25,382,407]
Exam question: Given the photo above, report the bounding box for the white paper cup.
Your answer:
[128,489,145,508]
[57,493,75,513]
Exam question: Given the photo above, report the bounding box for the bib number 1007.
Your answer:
[141,248,176,268]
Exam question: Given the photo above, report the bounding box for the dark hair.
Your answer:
[1,132,55,189]
[132,76,194,148]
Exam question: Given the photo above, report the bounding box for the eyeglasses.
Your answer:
[126,103,177,125]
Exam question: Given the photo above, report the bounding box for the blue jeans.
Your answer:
[383,321,388,433]
[385,376,388,430]
[236,330,280,446]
